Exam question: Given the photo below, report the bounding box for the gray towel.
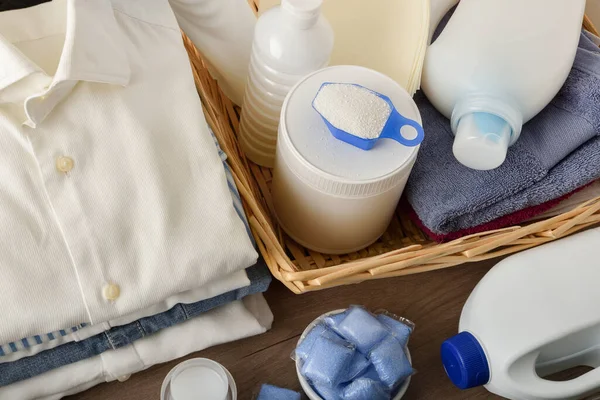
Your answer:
[406,31,600,235]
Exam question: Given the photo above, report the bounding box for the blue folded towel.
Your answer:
[406,31,600,235]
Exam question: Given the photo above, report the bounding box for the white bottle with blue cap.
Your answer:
[422,0,585,170]
[442,227,600,399]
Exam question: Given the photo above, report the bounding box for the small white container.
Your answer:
[161,358,237,400]
[296,310,411,400]
[272,65,421,254]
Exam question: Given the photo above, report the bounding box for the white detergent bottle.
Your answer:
[170,0,257,106]
[239,0,333,167]
[422,0,585,170]
[441,227,600,400]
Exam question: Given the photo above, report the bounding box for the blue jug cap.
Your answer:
[441,331,490,389]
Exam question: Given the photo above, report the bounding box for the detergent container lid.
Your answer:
[161,358,237,400]
[279,65,421,198]
[441,331,490,390]
[452,112,512,170]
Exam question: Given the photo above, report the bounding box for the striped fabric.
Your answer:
[0,131,250,357]
[0,324,88,356]
[211,134,254,244]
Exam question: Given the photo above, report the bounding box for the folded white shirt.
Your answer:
[0,0,259,344]
[0,294,272,400]
[0,269,250,364]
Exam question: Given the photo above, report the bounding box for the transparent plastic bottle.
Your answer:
[239,0,334,167]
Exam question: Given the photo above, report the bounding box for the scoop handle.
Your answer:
[380,109,424,147]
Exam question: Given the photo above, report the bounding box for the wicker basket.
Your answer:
[183,3,600,294]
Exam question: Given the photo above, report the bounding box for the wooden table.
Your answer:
[67,260,503,400]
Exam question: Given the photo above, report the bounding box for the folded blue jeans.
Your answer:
[0,261,271,386]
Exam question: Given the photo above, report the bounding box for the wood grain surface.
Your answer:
[64,260,510,400]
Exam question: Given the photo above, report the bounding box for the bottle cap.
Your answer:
[161,358,236,400]
[452,112,512,170]
[282,0,322,17]
[281,0,322,26]
[441,331,490,390]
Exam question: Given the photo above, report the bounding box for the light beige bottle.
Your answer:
[258,0,430,94]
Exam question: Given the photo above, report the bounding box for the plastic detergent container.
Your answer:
[239,0,334,167]
[272,65,420,254]
[441,228,600,400]
[161,358,237,400]
[422,0,585,170]
[296,309,412,400]
[170,0,257,106]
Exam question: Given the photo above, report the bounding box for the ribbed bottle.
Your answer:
[239,0,333,167]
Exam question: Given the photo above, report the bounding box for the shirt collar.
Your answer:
[0,0,131,94]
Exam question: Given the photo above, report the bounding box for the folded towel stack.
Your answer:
[406,31,600,241]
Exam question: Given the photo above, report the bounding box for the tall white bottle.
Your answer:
[422,0,585,170]
[170,0,257,106]
[442,228,600,400]
[239,0,333,167]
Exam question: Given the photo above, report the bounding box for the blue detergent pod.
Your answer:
[302,334,356,387]
[323,310,348,336]
[340,378,390,400]
[369,335,413,389]
[360,365,381,381]
[377,314,413,348]
[312,381,342,400]
[312,82,424,151]
[296,323,343,361]
[345,352,371,382]
[257,384,301,400]
[336,306,389,354]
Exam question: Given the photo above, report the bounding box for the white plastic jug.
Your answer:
[170,0,257,106]
[422,0,585,170]
[441,227,600,400]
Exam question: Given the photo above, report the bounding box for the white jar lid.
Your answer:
[279,65,421,197]
[161,358,236,400]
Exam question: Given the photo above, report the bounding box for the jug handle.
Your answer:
[513,359,600,399]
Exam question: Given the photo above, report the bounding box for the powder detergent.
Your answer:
[313,83,392,139]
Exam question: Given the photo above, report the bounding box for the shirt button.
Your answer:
[103,283,120,301]
[56,156,74,173]
[117,374,131,382]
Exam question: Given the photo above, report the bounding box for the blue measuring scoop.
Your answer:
[312,83,424,151]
